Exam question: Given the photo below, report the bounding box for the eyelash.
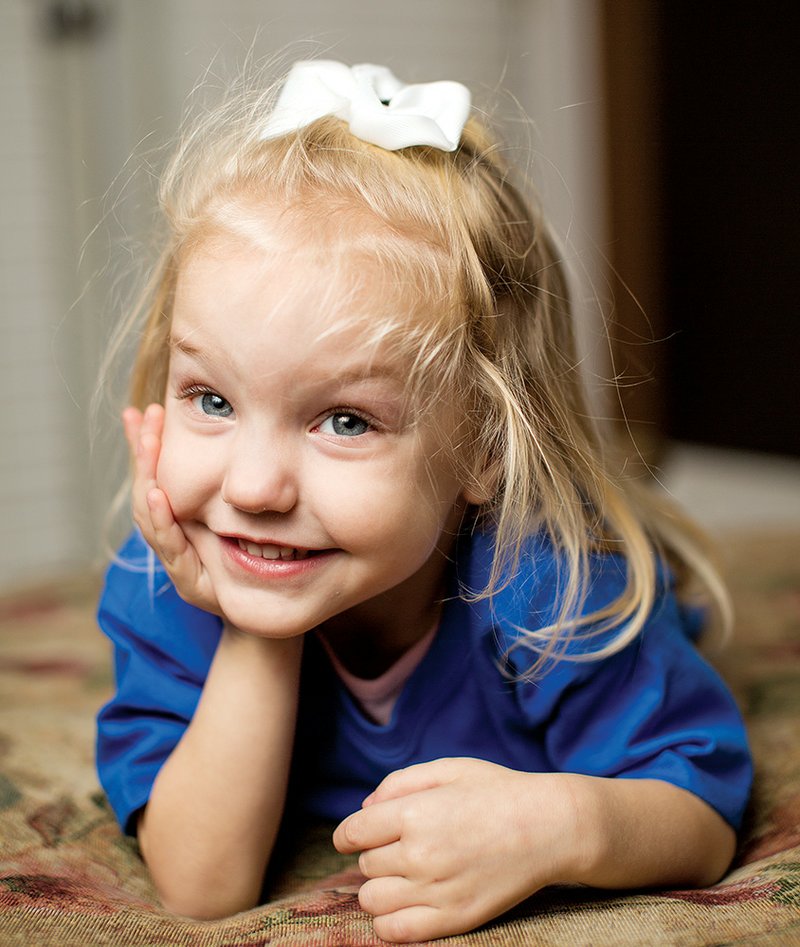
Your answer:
[178,383,217,399]
[176,383,380,436]
[178,383,231,414]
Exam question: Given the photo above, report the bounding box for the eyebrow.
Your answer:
[168,334,406,388]
[325,367,406,388]
[168,336,211,362]
[168,335,244,376]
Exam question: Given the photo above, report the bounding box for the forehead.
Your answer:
[173,199,455,364]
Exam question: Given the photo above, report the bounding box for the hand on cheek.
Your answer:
[332,758,578,944]
[123,404,222,617]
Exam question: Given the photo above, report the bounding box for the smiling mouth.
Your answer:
[234,539,318,561]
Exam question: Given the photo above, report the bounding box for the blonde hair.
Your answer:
[107,64,731,676]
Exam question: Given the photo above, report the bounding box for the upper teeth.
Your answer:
[238,540,309,561]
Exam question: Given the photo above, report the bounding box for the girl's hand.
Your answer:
[334,759,736,943]
[332,758,587,943]
[123,404,222,616]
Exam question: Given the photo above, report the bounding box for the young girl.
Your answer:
[96,60,752,943]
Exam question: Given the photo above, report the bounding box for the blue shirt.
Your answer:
[96,529,752,835]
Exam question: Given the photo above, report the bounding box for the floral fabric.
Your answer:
[1,530,799,945]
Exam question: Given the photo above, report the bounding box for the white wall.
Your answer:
[507,0,610,393]
[1,1,96,588]
[1,0,607,592]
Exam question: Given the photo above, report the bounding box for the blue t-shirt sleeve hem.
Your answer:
[608,757,753,831]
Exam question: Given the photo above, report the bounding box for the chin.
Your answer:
[222,611,307,639]
[237,625,306,640]
[216,596,311,640]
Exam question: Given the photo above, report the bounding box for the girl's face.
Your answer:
[157,219,473,646]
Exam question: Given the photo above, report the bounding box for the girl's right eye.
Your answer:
[191,391,233,418]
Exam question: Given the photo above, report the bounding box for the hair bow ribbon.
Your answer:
[260,60,471,152]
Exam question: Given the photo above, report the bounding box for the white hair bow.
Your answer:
[260,60,471,152]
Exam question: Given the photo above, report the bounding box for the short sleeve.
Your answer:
[95,532,222,834]
[504,556,753,830]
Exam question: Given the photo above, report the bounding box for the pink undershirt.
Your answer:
[318,624,438,726]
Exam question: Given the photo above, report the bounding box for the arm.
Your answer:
[573,771,735,890]
[333,758,736,944]
[123,405,302,918]
[138,626,302,919]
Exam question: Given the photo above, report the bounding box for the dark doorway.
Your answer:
[603,3,799,458]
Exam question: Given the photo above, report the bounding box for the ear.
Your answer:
[461,455,502,507]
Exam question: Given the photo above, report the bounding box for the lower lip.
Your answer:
[220,537,336,580]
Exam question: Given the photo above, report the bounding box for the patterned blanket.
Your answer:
[1,531,799,946]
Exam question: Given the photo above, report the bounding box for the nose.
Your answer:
[220,429,298,515]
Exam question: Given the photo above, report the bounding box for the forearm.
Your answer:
[567,775,736,891]
[138,627,303,919]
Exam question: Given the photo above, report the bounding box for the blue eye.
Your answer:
[195,392,233,417]
[319,413,371,437]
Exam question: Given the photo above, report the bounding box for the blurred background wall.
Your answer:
[2,0,797,595]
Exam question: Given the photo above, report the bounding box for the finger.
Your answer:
[130,406,165,529]
[126,401,163,450]
[372,905,460,945]
[137,403,165,470]
[333,802,402,854]
[142,487,215,613]
[135,434,159,491]
[141,401,165,435]
[121,407,143,454]
[141,479,218,615]
[358,841,405,880]
[358,830,459,889]
[357,875,422,918]
[363,758,462,806]
[145,487,191,565]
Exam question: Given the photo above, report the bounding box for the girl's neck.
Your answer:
[317,550,454,678]
[319,506,462,678]
[318,599,444,679]
[318,619,439,725]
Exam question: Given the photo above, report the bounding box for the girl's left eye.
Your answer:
[318,413,372,437]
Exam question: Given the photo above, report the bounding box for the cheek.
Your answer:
[322,458,459,550]
[156,421,212,518]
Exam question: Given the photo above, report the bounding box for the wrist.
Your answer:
[219,622,304,672]
[512,772,605,888]
[552,774,608,886]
